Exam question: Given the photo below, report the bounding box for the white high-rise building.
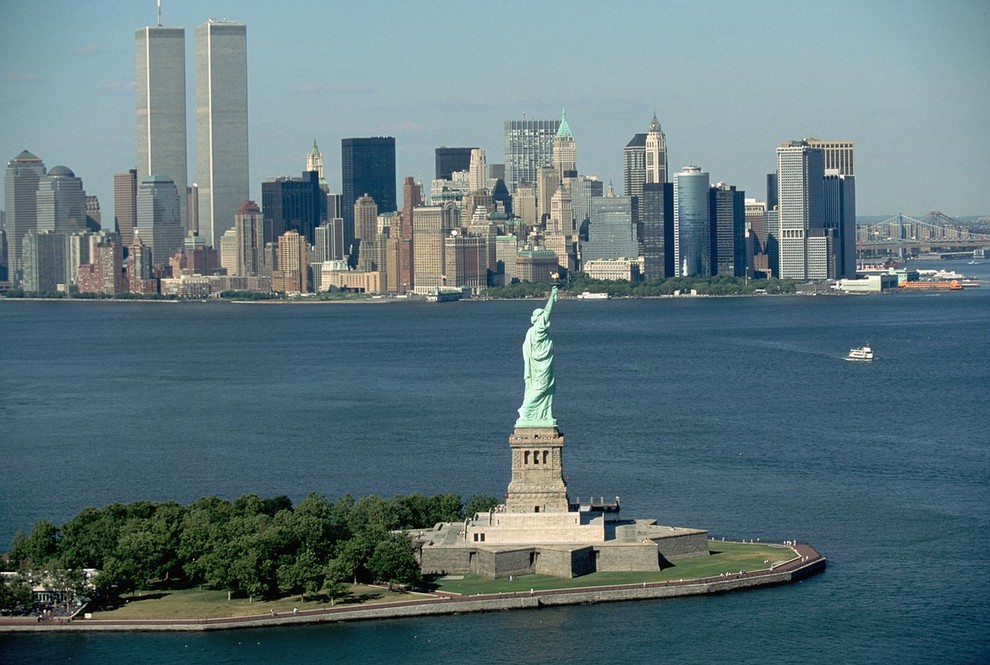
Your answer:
[136,25,188,232]
[468,148,488,193]
[196,19,249,250]
[645,113,668,185]
[776,142,825,280]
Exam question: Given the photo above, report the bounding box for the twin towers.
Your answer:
[136,18,248,251]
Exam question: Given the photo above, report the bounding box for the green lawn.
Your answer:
[86,542,793,620]
[88,584,419,620]
[433,541,793,595]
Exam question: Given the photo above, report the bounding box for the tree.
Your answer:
[323,559,350,606]
[366,534,420,587]
[465,494,501,518]
[8,520,59,569]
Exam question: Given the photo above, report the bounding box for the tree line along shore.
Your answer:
[0,274,799,301]
[1,492,501,614]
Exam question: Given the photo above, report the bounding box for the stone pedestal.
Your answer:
[505,426,569,513]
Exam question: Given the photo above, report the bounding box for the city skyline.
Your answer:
[1,1,988,221]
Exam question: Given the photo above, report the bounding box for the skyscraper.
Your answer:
[353,194,379,271]
[196,19,249,249]
[307,140,325,183]
[234,200,265,276]
[552,109,576,177]
[709,182,746,277]
[583,195,639,261]
[341,137,396,261]
[136,24,188,231]
[641,182,674,280]
[645,113,668,185]
[261,171,325,245]
[468,149,488,193]
[36,166,88,235]
[399,176,422,293]
[435,147,475,181]
[803,138,854,175]
[504,118,560,194]
[775,142,825,279]
[135,175,184,266]
[623,133,647,204]
[673,166,710,276]
[114,170,139,248]
[4,150,46,277]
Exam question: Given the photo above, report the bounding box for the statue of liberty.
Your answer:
[516,286,558,427]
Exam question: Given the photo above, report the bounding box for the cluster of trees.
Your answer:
[2,492,500,608]
[486,275,797,299]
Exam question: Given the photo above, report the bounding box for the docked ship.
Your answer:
[846,345,874,362]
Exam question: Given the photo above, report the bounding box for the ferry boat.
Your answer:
[845,345,874,362]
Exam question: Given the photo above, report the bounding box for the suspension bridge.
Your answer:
[857,211,990,259]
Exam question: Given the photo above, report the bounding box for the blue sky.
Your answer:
[1,0,988,220]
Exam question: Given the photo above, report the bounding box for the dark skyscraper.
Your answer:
[261,170,325,245]
[341,137,396,258]
[641,182,674,279]
[435,147,475,181]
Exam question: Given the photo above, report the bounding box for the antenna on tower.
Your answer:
[157,0,162,26]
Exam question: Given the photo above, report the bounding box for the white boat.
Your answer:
[845,345,874,361]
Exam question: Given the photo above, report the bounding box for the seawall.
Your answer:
[0,543,825,633]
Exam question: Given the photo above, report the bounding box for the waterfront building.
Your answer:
[645,113,668,185]
[341,137,396,261]
[435,147,475,181]
[135,175,184,266]
[552,109,576,177]
[584,257,640,282]
[315,219,345,264]
[824,172,857,278]
[412,203,459,294]
[136,24,188,230]
[4,150,46,278]
[744,198,768,275]
[504,118,559,194]
[673,166,711,276]
[234,200,265,276]
[641,182,674,280]
[261,171,325,246]
[709,182,746,277]
[21,230,66,294]
[219,228,238,275]
[76,232,124,295]
[273,230,307,294]
[353,194,379,271]
[516,246,559,283]
[114,170,138,248]
[398,176,422,294]
[444,232,488,292]
[583,195,639,262]
[195,19,249,249]
[36,166,88,236]
[775,141,825,280]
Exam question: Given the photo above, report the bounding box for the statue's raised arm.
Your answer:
[516,287,559,428]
